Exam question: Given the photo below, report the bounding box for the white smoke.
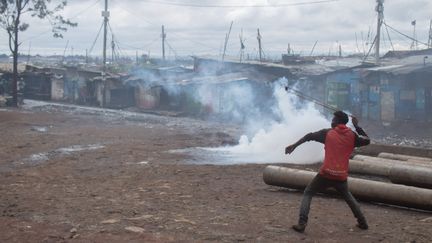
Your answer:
[211,77,330,164]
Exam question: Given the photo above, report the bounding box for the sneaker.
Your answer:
[356,222,368,230]
[292,224,306,233]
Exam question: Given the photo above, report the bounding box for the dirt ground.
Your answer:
[1,102,431,243]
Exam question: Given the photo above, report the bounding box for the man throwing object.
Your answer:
[285,111,370,233]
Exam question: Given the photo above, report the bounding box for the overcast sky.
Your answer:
[0,0,431,59]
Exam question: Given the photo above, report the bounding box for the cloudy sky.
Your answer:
[0,0,431,59]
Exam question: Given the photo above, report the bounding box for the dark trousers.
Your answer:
[298,174,366,225]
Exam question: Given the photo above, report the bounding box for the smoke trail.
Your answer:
[212,77,329,164]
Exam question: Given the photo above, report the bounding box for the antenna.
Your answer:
[162,25,166,61]
[239,28,245,62]
[26,42,31,64]
[257,28,262,62]
[222,21,233,61]
[310,41,318,56]
[428,19,432,48]
[62,40,69,63]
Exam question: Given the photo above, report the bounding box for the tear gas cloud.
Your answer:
[210,78,330,164]
[131,67,331,164]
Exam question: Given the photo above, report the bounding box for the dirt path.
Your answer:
[0,104,431,242]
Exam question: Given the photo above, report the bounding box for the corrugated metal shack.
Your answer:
[193,56,339,113]
[362,55,432,122]
[21,65,53,100]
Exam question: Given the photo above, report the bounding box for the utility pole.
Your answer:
[428,19,432,48]
[26,42,31,64]
[257,28,262,62]
[239,28,245,62]
[310,41,318,56]
[62,40,69,63]
[102,0,109,70]
[222,21,233,61]
[161,25,166,61]
[339,43,342,57]
[375,0,384,64]
[410,20,417,50]
[101,0,109,107]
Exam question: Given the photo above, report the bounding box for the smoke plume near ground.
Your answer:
[210,78,330,164]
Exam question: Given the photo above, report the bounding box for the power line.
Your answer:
[117,37,160,50]
[384,22,394,51]
[22,0,101,42]
[142,0,339,8]
[111,0,219,52]
[70,0,101,19]
[165,40,178,58]
[383,22,428,46]
[88,22,104,55]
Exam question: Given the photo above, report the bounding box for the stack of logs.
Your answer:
[263,152,432,210]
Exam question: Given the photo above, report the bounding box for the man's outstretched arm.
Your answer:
[285,129,329,154]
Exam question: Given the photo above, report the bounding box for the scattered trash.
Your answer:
[19,144,105,167]
[57,144,105,154]
[173,218,196,225]
[31,126,48,132]
[101,219,120,224]
[127,215,154,221]
[27,153,49,162]
[125,226,145,233]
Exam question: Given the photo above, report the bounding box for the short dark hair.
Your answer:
[333,110,349,124]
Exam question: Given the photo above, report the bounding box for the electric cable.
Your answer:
[383,21,428,46]
[88,21,104,55]
[141,0,339,8]
[21,0,101,42]
[384,21,395,51]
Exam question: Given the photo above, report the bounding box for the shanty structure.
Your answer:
[362,54,432,121]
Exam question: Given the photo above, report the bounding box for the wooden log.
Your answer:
[263,166,432,211]
[378,152,432,162]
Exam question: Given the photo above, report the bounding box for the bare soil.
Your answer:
[1,104,431,243]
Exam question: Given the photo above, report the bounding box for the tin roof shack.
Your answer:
[61,67,102,105]
[0,72,12,95]
[164,72,274,121]
[93,73,135,109]
[126,77,166,111]
[193,56,294,80]
[193,56,341,112]
[382,48,432,59]
[319,59,375,118]
[0,72,14,106]
[21,65,53,100]
[51,74,65,101]
[363,55,432,122]
[24,65,103,105]
[128,65,194,111]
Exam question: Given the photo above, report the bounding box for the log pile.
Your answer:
[263,152,432,211]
